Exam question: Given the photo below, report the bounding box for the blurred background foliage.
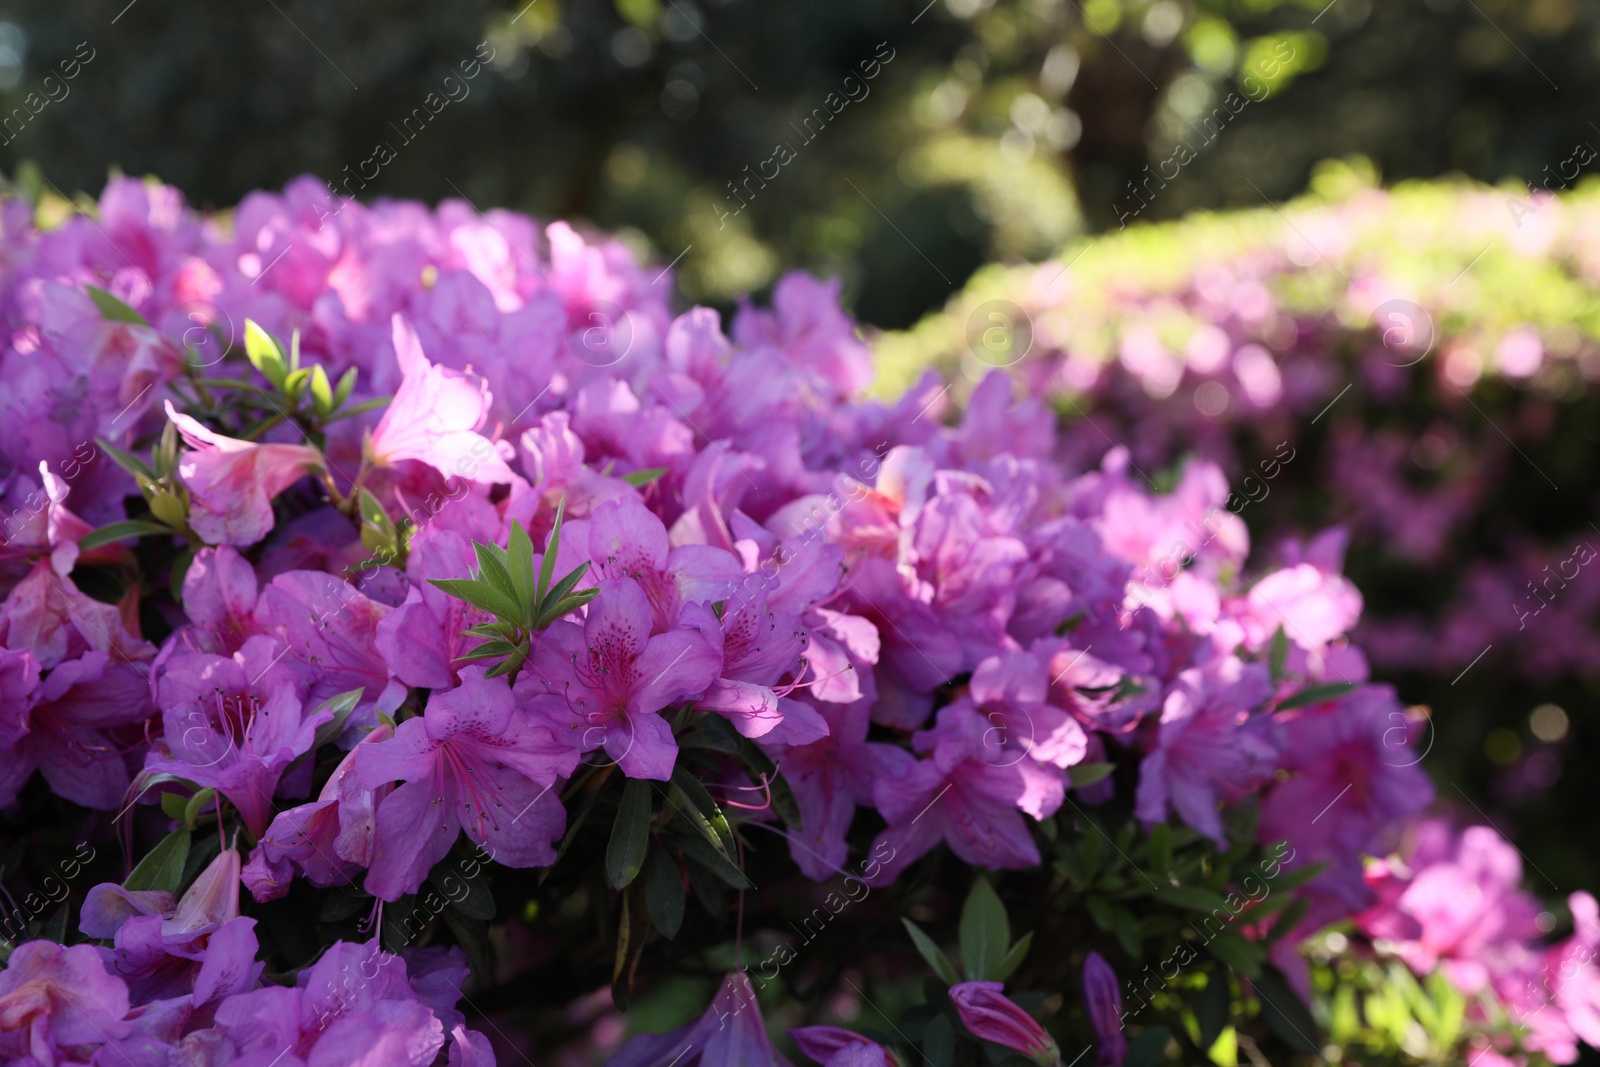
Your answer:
[1,0,1591,327]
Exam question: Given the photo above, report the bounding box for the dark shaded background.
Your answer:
[4,0,1593,328]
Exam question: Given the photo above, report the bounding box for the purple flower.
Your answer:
[790,1025,899,1067]
[80,847,262,1008]
[245,720,394,901]
[520,577,722,780]
[1135,656,1277,847]
[0,650,152,810]
[167,400,325,546]
[0,940,132,1062]
[1261,685,1434,921]
[606,972,795,1067]
[948,981,1062,1066]
[146,635,322,835]
[367,314,516,485]
[866,703,1062,884]
[1082,952,1126,1067]
[355,666,574,900]
[587,495,744,633]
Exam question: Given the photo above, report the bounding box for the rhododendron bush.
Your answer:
[0,174,1591,1067]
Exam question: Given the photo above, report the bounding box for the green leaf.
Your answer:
[182,788,216,830]
[159,792,188,823]
[429,577,523,623]
[1205,932,1262,978]
[1274,682,1357,711]
[1068,762,1115,789]
[538,588,598,626]
[536,497,568,603]
[506,521,537,616]
[1125,1025,1171,1067]
[923,1013,955,1067]
[322,395,392,422]
[607,780,653,889]
[96,437,155,480]
[1150,886,1235,913]
[668,829,752,889]
[668,767,737,859]
[124,828,191,894]
[310,688,364,750]
[472,541,519,603]
[1267,626,1289,681]
[78,520,172,551]
[901,917,961,985]
[309,364,334,415]
[621,467,668,487]
[989,930,1033,983]
[85,285,150,326]
[456,640,521,663]
[1253,965,1321,1054]
[1147,821,1172,875]
[960,876,1011,981]
[482,643,529,678]
[1194,970,1232,1051]
[244,320,288,387]
[332,367,358,409]
[541,561,591,614]
[643,843,684,938]
[282,367,311,402]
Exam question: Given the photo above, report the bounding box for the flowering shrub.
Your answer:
[0,174,1590,1067]
[878,161,1600,692]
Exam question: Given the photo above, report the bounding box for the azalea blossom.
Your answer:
[167,400,325,546]
[355,667,575,900]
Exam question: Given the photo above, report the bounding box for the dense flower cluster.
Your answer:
[0,175,1587,1066]
[879,164,1600,687]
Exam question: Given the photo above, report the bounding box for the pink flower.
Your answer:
[948,981,1062,1066]
[367,314,516,485]
[866,703,1063,884]
[1135,656,1277,846]
[0,940,132,1062]
[0,650,152,810]
[355,667,575,900]
[790,1025,899,1067]
[520,577,722,780]
[167,400,325,546]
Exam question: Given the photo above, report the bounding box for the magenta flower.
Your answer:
[245,721,395,901]
[1261,685,1434,919]
[0,940,132,1063]
[0,559,155,669]
[167,400,325,546]
[80,847,262,1008]
[374,527,494,690]
[174,544,263,656]
[1083,952,1127,1067]
[355,666,575,900]
[520,577,722,780]
[965,649,1088,770]
[949,981,1062,1066]
[866,703,1063,884]
[200,940,462,1066]
[771,700,904,880]
[145,634,324,835]
[588,494,744,633]
[367,314,515,485]
[1135,656,1277,846]
[606,972,796,1067]
[0,650,152,810]
[255,569,409,716]
[790,1025,899,1067]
